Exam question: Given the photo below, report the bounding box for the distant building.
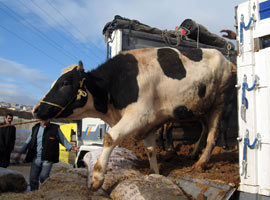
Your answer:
[0,102,10,108]
[0,101,33,112]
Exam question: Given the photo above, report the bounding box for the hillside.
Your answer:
[0,107,73,123]
[0,107,33,119]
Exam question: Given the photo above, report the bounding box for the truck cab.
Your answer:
[74,118,109,167]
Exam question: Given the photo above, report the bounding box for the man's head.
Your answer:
[40,119,50,128]
[5,113,13,124]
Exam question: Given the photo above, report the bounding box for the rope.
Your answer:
[39,100,64,109]
[241,75,258,122]
[161,30,184,48]
[77,89,87,100]
[104,21,118,43]
[241,130,259,178]
[243,136,258,162]
[196,23,200,48]
[241,76,257,109]
[240,16,254,43]
[0,119,41,128]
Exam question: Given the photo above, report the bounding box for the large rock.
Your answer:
[83,146,141,189]
[102,169,143,192]
[0,167,27,193]
[110,174,188,200]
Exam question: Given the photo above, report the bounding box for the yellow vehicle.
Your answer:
[59,123,77,165]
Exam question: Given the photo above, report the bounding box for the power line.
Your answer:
[45,0,104,55]
[0,23,66,67]
[29,0,104,62]
[1,1,80,63]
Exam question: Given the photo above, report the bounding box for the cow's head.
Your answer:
[33,61,89,120]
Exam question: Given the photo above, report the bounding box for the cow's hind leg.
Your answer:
[144,132,159,174]
[191,119,208,159]
[193,108,222,171]
[165,123,174,152]
[157,125,165,150]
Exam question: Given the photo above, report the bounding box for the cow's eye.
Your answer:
[62,81,69,87]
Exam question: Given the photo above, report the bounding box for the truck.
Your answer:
[74,118,109,167]
[235,0,270,198]
[101,0,270,198]
[58,119,107,166]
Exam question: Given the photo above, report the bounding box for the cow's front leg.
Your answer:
[90,145,114,190]
[144,132,159,174]
[90,113,151,191]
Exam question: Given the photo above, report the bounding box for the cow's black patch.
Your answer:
[87,53,139,112]
[177,48,203,62]
[173,106,194,119]
[157,48,186,80]
[85,74,109,113]
[198,83,206,98]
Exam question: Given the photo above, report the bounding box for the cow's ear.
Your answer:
[77,60,84,71]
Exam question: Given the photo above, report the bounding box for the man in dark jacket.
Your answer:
[15,120,79,191]
[0,113,16,168]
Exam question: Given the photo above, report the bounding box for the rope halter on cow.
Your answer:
[77,78,87,100]
[39,63,88,118]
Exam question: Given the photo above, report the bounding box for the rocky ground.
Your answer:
[0,133,239,200]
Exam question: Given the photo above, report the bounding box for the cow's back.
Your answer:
[127,47,234,119]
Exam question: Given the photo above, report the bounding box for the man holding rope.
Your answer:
[15,119,80,191]
[0,113,16,168]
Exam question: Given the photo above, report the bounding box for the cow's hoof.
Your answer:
[90,176,104,191]
[192,162,206,172]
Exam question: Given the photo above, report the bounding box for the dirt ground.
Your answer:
[119,135,240,187]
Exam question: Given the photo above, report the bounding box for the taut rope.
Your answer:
[0,119,41,128]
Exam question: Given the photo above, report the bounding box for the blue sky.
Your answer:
[0,0,244,106]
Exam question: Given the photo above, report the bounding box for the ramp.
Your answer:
[169,173,235,200]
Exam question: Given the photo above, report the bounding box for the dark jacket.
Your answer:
[0,122,16,152]
[25,122,60,163]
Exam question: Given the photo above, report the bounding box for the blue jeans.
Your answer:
[29,160,53,191]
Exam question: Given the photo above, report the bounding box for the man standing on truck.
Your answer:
[220,29,237,40]
[221,29,270,48]
[15,120,80,191]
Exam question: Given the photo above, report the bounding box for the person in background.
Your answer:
[221,29,270,48]
[15,120,80,191]
[0,113,16,168]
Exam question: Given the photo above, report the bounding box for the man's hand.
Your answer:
[14,153,22,163]
[220,29,236,40]
[71,146,80,151]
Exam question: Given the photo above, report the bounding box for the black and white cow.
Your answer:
[32,47,236,190]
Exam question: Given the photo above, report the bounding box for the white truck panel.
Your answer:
[237,0,270,196]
